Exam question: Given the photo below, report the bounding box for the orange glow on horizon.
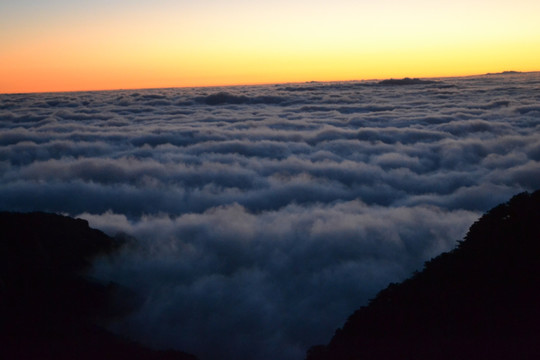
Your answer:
[1,0,539,94]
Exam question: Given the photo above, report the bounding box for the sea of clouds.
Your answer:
[1,73,539,360]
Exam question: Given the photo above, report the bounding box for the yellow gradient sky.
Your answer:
[1,0,540,93]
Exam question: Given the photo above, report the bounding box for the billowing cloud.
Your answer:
[1,72,539,360]
[84,202,477,360]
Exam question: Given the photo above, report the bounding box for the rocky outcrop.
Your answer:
[0,212,197,360]
[307,190,540,360]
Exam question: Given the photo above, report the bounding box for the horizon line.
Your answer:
[1,70,537,96]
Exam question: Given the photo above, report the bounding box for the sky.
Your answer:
[1,0,540,93]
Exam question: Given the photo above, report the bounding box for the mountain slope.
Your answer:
[0,211,197,360]
[307,190,540,360]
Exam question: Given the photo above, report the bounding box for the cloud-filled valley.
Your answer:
[1,73,539,360]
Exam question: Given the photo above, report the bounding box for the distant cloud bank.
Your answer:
[1,73,539,360]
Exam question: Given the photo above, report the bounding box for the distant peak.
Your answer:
[485,70,522,76]
[377,77,438,86]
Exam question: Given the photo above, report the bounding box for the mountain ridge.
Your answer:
[0,211,197,360]
[307,190,540,360]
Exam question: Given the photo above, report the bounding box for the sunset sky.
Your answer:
[2,0,540,94]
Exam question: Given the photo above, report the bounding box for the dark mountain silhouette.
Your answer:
[377,77,438,86]
[307,190,540,360]
[486,71,521,76]
[0,212,197,360]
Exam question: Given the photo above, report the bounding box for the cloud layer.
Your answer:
[1,73,539,360]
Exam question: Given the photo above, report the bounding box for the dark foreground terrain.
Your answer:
[2,190,540,360]
[0,212,197,360]
[307,190,540,360]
